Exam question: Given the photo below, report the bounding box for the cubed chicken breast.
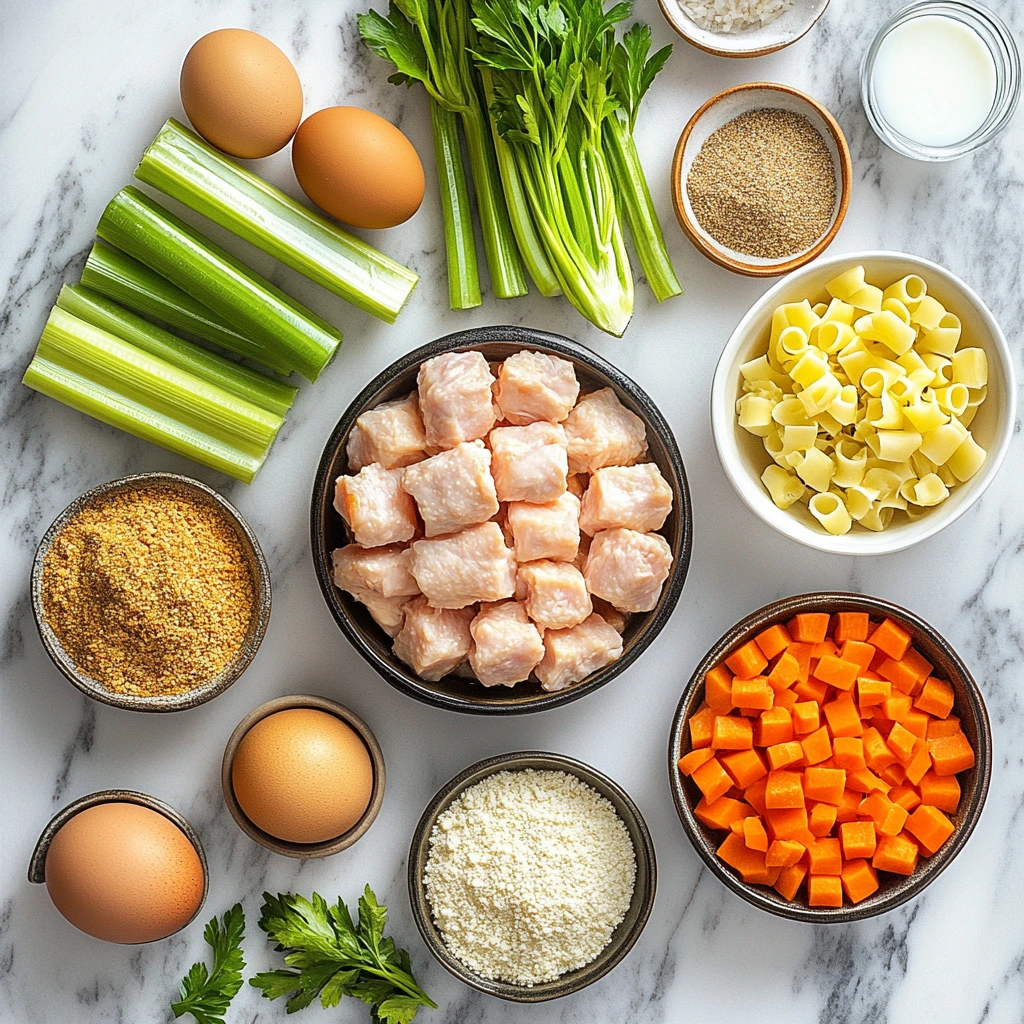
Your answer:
[488,422,568,503]
[392,596,474,680]
[494,350,580,425]
[535,613,624,691]
[563,388,648,474]
[507,492,580,563]
[417,351,497,449]
[410,522,516,609]
[517,560,592,630]
[332,544,420,599]
[401,440,499,538]
[579,463,673,535]
[584,528,673,613]
[468,601,545,687]
[346,392,427,471]
[334,464,418,548]
[355,592,412,637]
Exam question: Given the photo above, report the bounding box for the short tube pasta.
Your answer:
[809,492,852,535]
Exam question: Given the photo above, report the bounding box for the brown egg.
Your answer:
[180,28,303,159]
[291,106,425,229]
[44,802,205,944]
[231,708,373,843]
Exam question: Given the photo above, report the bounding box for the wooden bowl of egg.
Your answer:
[310,326,693,715]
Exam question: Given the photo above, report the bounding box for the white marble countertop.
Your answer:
[2,0,1022,1021]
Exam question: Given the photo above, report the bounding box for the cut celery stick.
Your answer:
[97,187,341,382]
[56,284,298,417]
[136,119,419,323]
[80,242,286,371]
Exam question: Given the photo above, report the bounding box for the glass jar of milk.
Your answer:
[861,0,1020,161]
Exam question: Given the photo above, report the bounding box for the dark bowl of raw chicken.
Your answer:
[311,326,692,714]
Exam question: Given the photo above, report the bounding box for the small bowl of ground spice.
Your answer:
[32,473,270,712]
[671,82,851,277]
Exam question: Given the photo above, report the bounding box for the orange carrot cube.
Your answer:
[889,785,922,813]
[808,875,843,907]
[915,677,955,719]
[813,654,860,691]
[928,716,962,739]
[766,740,804,770]
[765,806,810,842]
[792,701,820,735]
[694,795,753,830]
[835,788,863,823]
[789,612,830,644]
[743,815,769,852]
[904,744,932,786]
[755,706,794,746]
[841,859,879,904]
[678,748,715,776]
[767,651,801,690]
[877,655,927,696]
[882,695,913,722]
[787,642,814,684]
[765,770,805,809]
[859,792,909,836]
[711,714,753,750]
[725,640,768,680]
[886,721,918,764]
[863,727,898,770]
[720,748,767,789]
[869,618,912,660]
[879,762,907,787]
[857,677,891,706]
[793,676,829,704]
[839,639,876,674]
[807,837,842,875]
[774,861,808,900]
[691,757,733,804]
[872,833,919,875]
[901,710,930,739]
[833,737,867,771]
[744,776,769,816]
[732,677,774,711]
[774,688,800,711]
[804,766,847,805]
[823,694,864,738]
[905,805,955,856]
[765,839,805,868]
[801,725,833,766]
[928,731,975,776]
[839,820,877,859]
[919,771,961,813]
[755,623,793,660]
[704,664,734,712]
[808,802,838,837]
[833,611,870,644]
[846,768,891,795]
[716,832,767,883]
[689,705,715,749]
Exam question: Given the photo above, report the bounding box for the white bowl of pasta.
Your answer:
[712,251,1015,555]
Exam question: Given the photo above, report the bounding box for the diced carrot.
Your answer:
[720,748,768,789]
[886,721,918,764]
[835,788,863,823]
[689,705,715,749]
[801,725,833,766]
[808,875,843,907]
[869,618,912,660]
[746,861,783,886]
[804,767,847,805]
[823,694,863,738]
[841,859,879,904]
[774,861,808,900]
[755,706,794,746]
[810,639,839,662]
[694,795,754,830]
[678,748,716,776]
[716,832,769,883]
[901,647,934,690]
[744,776,769,816]
[857,677,891,706]
[765,839,805,868]
[766,740,804,770]
[729,818,746,835]
[928,731,975,776]
[789,612,830,644]
[743,815,769,852]
[915,677,955,718]
[879,762,907,787]
[847,768,891,795]
[732,677,774,711]
[765,770,805,809]
[919,771,961,813]
[691,757,734,803]
[711,714,753,750]
[904,743,933,786]
[793,676,829,704]
[907,805,955,857]
[787,642,814,683]
[889,785,922,813]
[725,640,768,680]
[767,650,801,691]
[901,711,930,739]
[765,806,810,842]
[814,655,860,691]
[869,646,889,672]
[928,716,961,739]
[808,802,838,837]
[807,837,842,875]
[774,688,800,711]
[704,664,734,712]
[792,701,820,735]
[839,820,877,859]
[833,611,870,644]
[833,737,867,771]
[872,833,919,875]
[877,656,926,696]
[755,623,793,660]
[863,727,897,771]
[839,639,876,674]
[858,792,909,836]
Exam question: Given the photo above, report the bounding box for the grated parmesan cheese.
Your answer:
[423,769,637,986]
[678,0,792,34]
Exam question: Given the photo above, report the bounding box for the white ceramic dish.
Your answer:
[657,0,830,58]
[711,250,1016,555]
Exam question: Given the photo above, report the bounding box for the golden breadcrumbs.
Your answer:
[42,486,255,697]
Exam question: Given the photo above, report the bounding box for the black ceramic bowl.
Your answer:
[311,327,692,714]
[408,751,657,1001]
[668,592,991,922]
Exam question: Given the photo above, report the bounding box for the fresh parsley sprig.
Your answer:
[250,887,436,1024]
[171,904,246,1024]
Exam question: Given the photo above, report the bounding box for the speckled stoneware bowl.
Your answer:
[408,751,657,1002]
[311,326,692,715]
[221,694,386,859]
[668,593,991,922]
[31,472,271,712]
[28,789,209,942]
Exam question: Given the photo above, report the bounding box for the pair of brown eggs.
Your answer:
[180,28,425,229]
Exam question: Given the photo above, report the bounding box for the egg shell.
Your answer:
[231,708,374,843]
[180,28,303,159]
[44,802,205,944]
[291,106,425,229]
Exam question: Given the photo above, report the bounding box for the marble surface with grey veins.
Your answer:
[1,0,1022,1022]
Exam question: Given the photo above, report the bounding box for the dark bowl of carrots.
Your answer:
[668,593,991,922]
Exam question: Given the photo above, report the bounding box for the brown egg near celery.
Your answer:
[291,106,425,229]
[180,28,303,159]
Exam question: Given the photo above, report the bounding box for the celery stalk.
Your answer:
[56,284,298,417]
[135,119,418,324]
[81,242,285,371]
[98,188,340,382]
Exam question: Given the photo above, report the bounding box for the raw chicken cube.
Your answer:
[392,596,474,680]
[410,522,516,609]
[346,392,427,471]
[488,422,568,503]
[507,492,580,563]
[355,592,412,637]
[495,350,580,425]
[579,463,673,535]
[332,544,420,599]
[535,613,624,691]
[335,464,418,548]
[401,441,499,537]
[468,601,545,687]
[417,351,497,449]
[564,388,647,474]
[584,528,673,613]
[517,560,592,630]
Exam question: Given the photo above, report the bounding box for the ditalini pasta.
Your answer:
[736,266,989,535]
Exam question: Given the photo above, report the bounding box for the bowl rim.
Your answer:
[667,591,992,922]
[220,693,386,858]
[407,750,657,1001]
[31,472,272,712]
[656,0,831,58]
[710,249,1018,554]
[671,82,852,277]
[310,325,693,715]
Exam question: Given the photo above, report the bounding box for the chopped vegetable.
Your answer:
[171,904,246,1024]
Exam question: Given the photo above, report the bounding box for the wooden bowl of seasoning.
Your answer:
[31,473,271,712]
[671,82,851,277]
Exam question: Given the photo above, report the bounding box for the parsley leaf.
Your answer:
[170,904,245,1024]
